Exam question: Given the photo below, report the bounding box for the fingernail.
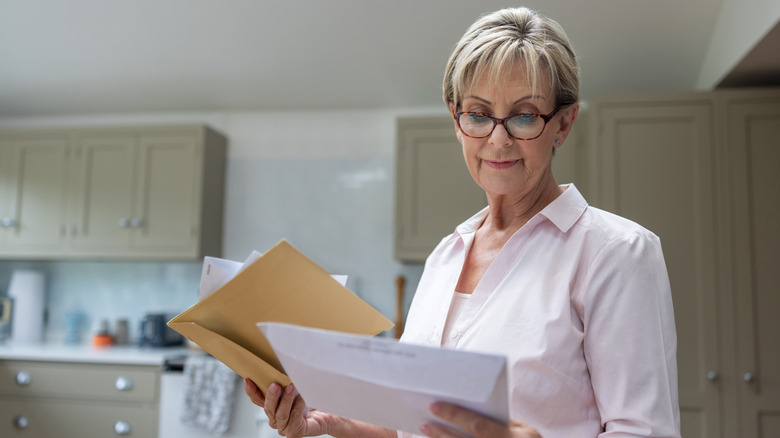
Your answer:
[420,424,431,435]
[269,383,281,395]
[285,384,295,394]
[430,402,442,414]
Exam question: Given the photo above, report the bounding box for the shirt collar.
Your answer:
[539,183,588,233]
[455,184,588,236]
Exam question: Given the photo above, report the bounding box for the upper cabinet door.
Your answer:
[0,136,70,255]
[68,134,137,250]
[131,134,201,255]
[722,95,780,438]
[593,96,721,438]
[395,116,486,262]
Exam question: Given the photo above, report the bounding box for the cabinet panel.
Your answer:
[69,135,136,249]
[0,397,158,437]
[0,136,70,254]
[725,99,780,437]
[133,134,199,252]
[596,100,720,438]
[395,117,486,262]
[0,360,158,403]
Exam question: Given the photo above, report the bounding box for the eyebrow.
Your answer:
[462,94,547,105]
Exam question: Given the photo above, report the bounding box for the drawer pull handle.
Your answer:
[114,420,131,435]
[115,376,134,391]
[13,415,29,429]
[15,371,31,386]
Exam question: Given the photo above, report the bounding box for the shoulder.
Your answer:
[577,205,661,248]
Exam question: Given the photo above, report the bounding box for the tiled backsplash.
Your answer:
[0,260,202,344]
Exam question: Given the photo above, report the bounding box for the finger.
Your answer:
[430,402,504,437]
[274,384,298,433]
[420,421,470,438]
[263,383,283,429]
[281,391,309,437]
[243,378,265,408]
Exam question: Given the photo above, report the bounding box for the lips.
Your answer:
[483,159,520,169]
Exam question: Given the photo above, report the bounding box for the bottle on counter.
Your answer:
[114,319,129,345]
[64,310,85,345]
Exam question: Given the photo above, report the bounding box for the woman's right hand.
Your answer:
[244,378,335,438]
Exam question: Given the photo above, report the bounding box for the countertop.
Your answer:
[0,342,194,366]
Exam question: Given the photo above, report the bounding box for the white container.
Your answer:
[8,270,46,344]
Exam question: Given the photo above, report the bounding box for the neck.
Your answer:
[483,174,562,232]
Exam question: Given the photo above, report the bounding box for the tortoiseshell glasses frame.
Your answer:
[453,104,564,140]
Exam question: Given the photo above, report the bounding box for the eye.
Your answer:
[462,113,492,126]
[508,115,538,128]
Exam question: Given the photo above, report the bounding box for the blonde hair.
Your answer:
[443,7,579,110]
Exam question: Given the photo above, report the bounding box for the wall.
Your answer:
[0,108,449,343]
[696,0,780,88]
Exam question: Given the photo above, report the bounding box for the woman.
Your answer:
[245,7,680,438]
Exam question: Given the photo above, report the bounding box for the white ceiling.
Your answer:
[0,0,734,116]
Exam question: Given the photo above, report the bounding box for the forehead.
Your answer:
[465,67,552,103]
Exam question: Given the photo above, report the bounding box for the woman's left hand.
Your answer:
[420,402,542,438]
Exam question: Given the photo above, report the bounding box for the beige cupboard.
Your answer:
[0,125,226,260]
[0,359,160,437]
[589,88,780,438]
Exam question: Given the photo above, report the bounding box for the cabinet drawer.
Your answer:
[0,397,158,437]
[0,361,159,403]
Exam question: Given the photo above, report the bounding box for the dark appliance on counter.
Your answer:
[139,313,184,347]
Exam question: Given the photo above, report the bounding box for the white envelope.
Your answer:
[257,322,509,437]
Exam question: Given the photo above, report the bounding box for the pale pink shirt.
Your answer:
[398,184,680,438]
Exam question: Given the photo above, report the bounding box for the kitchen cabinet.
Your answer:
[0,359,161,437]
[394,116,486,262]
[394,112,589,263]
[0,125,226,260]
[589,88,780,438]
[0,133,71,254]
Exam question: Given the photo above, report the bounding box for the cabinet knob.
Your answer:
[130,218,143,228]
[13,415,29,429]
[114,420,131,435]
[15,371,31,386]
[743,372,755,383]
[118,218,130,228]
[1,217,16,227]
[706,370,719,381]
[114,376,134,391]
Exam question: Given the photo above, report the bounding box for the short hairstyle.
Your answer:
[443,7,579,110]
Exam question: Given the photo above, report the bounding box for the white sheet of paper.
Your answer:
[198,256,243,300]
[198,254,348,300]
[257,322,509,437]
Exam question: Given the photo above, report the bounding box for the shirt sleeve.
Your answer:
[580,230,681,437]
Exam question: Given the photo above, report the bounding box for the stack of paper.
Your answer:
[167,240,394,392]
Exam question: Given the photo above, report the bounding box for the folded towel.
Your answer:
[181,354,240,436]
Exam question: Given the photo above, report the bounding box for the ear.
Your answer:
[553,104,579,147]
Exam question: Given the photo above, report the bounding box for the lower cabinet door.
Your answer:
[0,398,158,438]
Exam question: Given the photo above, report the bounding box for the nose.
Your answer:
[489,121,513,147]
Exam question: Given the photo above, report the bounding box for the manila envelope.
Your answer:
[167,240,394,393]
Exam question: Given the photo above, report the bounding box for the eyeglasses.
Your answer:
[453,105,563,140]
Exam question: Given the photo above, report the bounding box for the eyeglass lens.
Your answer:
[459,113,545,139]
